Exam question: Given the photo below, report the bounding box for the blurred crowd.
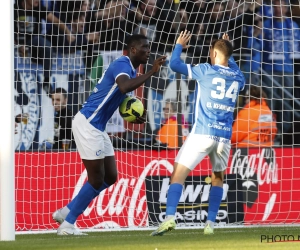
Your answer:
[14,0,300,148]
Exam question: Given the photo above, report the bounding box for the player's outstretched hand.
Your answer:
[152,56,167,73]
[222,33,230,41]
[134,109,147,124]
[176,30,192,48]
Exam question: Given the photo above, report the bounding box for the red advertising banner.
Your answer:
[15,148,300,231]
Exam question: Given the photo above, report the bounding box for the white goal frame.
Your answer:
[0,0,15,242]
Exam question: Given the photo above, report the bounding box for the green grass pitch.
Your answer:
[1,227,300,250]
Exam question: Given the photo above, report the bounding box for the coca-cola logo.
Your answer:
[229,148,278,185]
[69,148,279,228]
[71,160,174,228]
[229,148,278,213]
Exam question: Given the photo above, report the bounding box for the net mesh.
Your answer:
[13,0,300,231]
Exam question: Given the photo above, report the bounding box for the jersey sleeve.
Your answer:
[112,60,132,80]
[169,44,188,76]
[187,63,209,80]
[228,56,240,71]
[229,56,246,91]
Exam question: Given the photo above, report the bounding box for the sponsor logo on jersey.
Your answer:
[208,122,231,131]
[218,68,237,76]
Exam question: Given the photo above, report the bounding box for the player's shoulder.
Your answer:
[116,55,130,62]
[111,56,131,68]
[192,63,211,69]
[191,63,211,74]
[201,63,212,70]
[116,55,130,63]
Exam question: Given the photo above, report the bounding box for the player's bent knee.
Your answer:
[212,171,224,186]
[213,171,223,179]
[104,156,118,185]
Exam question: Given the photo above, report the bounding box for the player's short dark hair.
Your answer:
[211,39,233,59]
[51,87,68,99]
[126,34,148,51]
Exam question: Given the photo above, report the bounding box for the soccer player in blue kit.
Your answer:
[151,31,245,236]
[52,34,166,235]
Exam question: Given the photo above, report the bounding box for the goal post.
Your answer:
[0,0,15,241]
[12,0,300,233]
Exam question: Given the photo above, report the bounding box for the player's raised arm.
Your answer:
[222,33,245,90]
[117,56,167,94]
[222,33,240,71]
[169,30,192,76]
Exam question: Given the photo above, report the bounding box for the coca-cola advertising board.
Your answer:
[15,147,300,231]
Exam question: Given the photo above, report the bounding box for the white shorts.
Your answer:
[72,112,114,160]
[175,134,231,172]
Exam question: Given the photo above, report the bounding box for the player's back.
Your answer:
[80,56,136,131]
[187,58,245,139]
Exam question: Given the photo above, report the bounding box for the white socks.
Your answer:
[60,206,70,219]
[165,215,175,221]
[206,220,214,229]
[60,220,73,228]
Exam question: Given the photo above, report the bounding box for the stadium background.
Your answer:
[13,0,300,232]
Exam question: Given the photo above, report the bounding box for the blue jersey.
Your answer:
[80,56,136,131]
[187,61,245,139]
[170,44,245,139]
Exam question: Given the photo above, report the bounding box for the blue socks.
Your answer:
[99,182,110,192]
[207,186,223,222]
[65,181,110,224]
[67,182,109,210]
[166,183,183,216]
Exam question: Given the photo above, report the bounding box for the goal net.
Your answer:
[13,0,300,232]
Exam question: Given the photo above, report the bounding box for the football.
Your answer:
[119,96,144,122]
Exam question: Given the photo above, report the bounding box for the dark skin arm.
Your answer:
[116,56,167,94]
